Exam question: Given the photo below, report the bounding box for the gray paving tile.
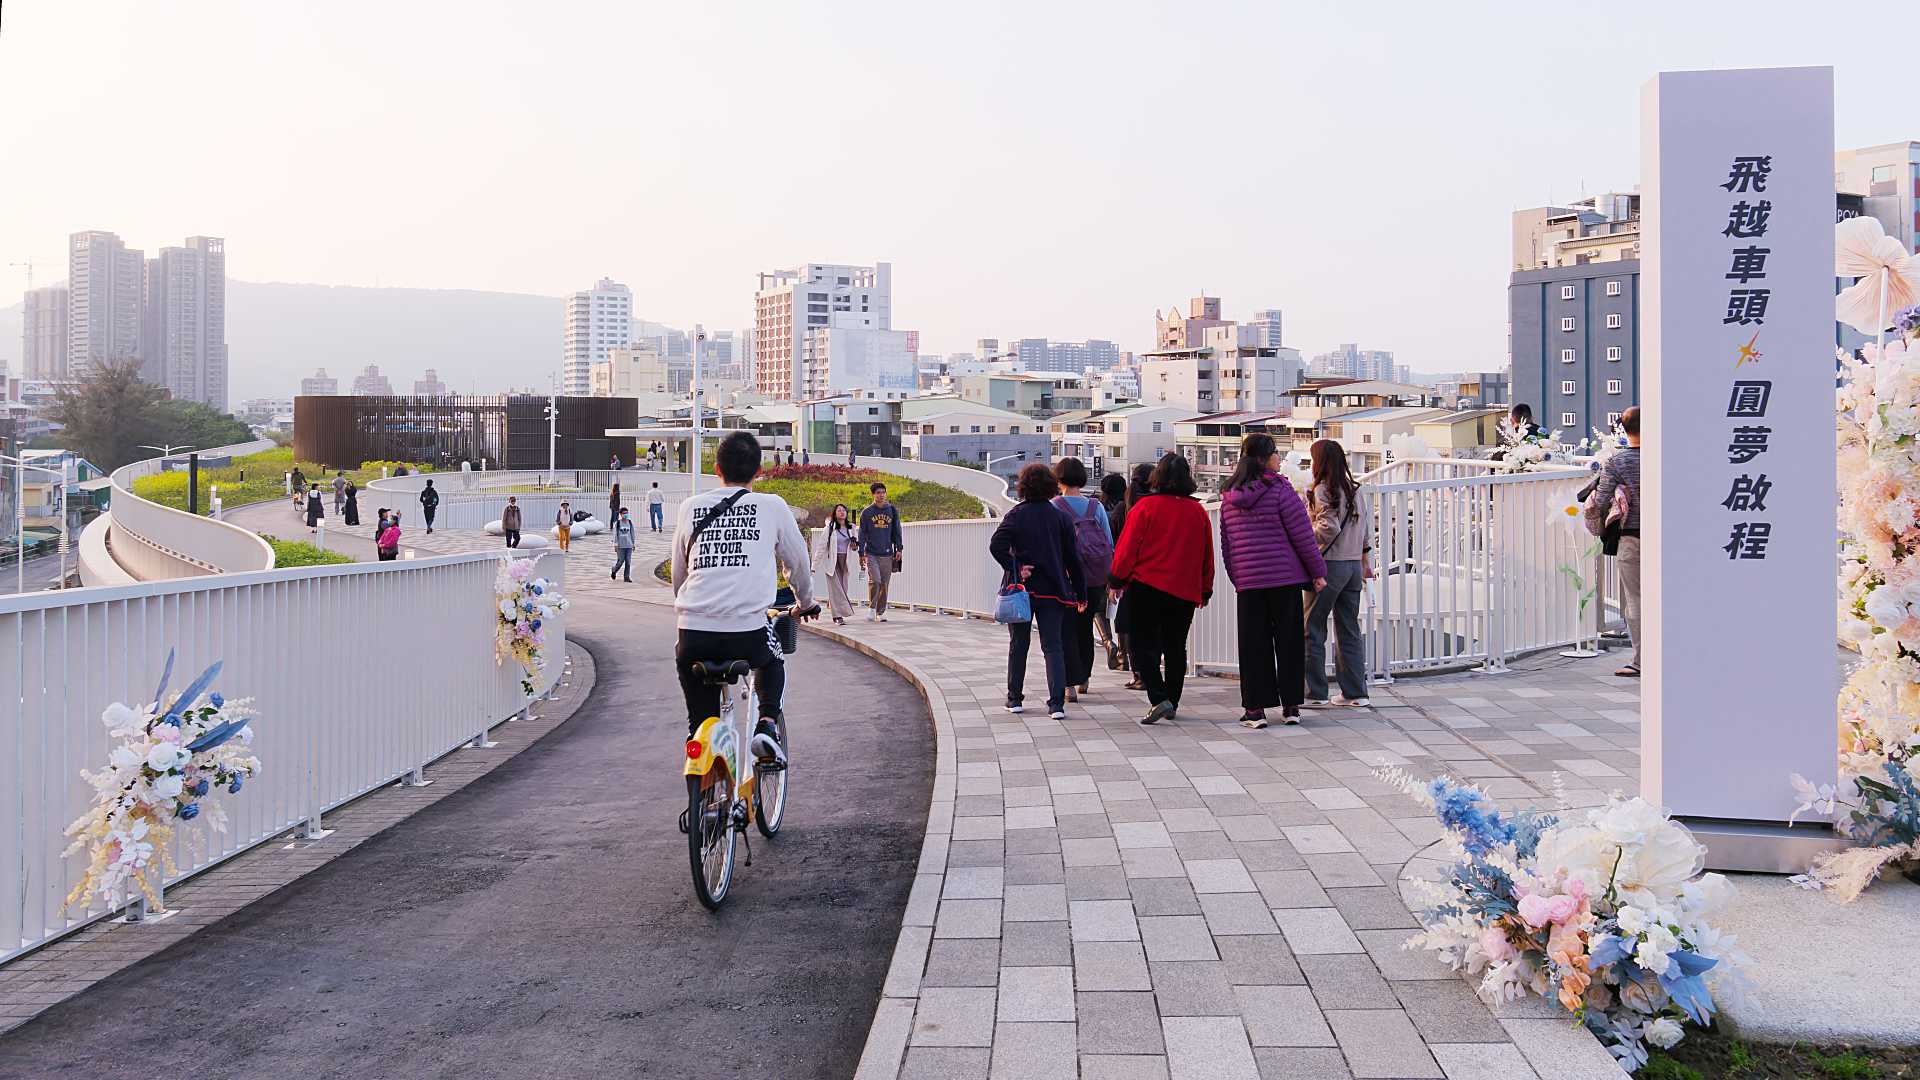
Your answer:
[1356,928,1455,979]
[1128,877,1203,917]
[1074,940,1152,991]
[1326,1009,1443,1078]
[1274,907,1363,955]
[1001,921,1072,966]
[935,899,1004,939]
[1139,915,1219,962]
[1077,991,1166,1054]
[1005,852,1065,885]
[901,1046,992,1080]
[1068,865,1134,899]
[1253,869,1332,908]
[989,1021,1078,1080]
[1162,1015,1260,1080]
[1298,955,1398,1008]
[1185,858,1258,894]
[1235,984,1336,1046]
[1198,892,1281,935]
[1254,1047,1353,1080]
[1325,886,1418,930]
[1003,883,1069,922]
[1215,934,1305,986]
[1070,899,1141,942]
[1499,1019,1628,1079]
[998,965,1075,1021]
[912,986,998,1047]
[1392,981,1514,1044]
[922,939,1002,987]
[1429,1042,1541,1080]
[1081,1055,1171,1080]
[1149,960,1237,1016]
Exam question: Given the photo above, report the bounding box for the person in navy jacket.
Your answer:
[989,464,1086,720]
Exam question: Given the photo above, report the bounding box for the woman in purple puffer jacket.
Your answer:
[1219,432,1327,728]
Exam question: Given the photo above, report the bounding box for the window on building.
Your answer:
[1152,422,1164,432]
[1607,411,1621,425]
[970,425,981,433]
[1607,379,1623,394]
[1560,285,1576,300]
[1560,348,1576,363]
[1606,280,1622,296]
[1561,380,1577,395]
[1361,433,1373,443]
[1561,317,1576,332]
[1607,345,1622,361]
[987,425,996,433]
[948,425,959,433]
[1561,411,1577,427]
[1606,313,1622,329]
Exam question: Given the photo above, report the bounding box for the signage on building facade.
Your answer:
[1639,67,1837,844]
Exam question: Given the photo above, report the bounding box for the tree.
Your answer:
[45,357,167,471]
[146,399,251,452]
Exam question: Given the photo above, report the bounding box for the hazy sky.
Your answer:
[1,1,1911,376]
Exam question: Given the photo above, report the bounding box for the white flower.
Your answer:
[1531,824,1617,895]
[145,743,189,772]
[1646,1017,1685,1049]
[151,773,184,799]
[1590,798,1667,847]
[1865,586,1910,630]
[1615,905,1650,935]
[109,746,141,771]
[1842,560,1867,585]
[499,598,519,620]
[1842,617,1876,643]
[101,702,143,731]
[1635,924,1680,976]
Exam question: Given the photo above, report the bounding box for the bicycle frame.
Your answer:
[684,678,756,808]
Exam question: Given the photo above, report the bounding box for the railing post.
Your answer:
[1479,480,1509,674]
[470,725,499,749]
[301,813,333,840]
[401,764,433,788]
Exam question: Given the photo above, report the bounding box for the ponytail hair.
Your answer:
[1223,432,1278,492]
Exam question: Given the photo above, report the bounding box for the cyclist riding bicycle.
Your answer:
[671,431,820,763]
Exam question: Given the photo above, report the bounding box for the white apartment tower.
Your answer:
[414,368,450,396]
[1247,309,1284,348]
[563,278,632,395]
[753,262,892,399]
[301,368,339,395]
[143,236,229,410]
[67,230,145,381]
[22,286,68,380]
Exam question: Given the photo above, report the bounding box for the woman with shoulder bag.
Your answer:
[1304,439,1373,708]
[812,502,858,624]
[989,464,1087,720]
[1220,433,1326,728]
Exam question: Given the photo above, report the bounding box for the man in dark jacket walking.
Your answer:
[857,482,904,621]
[419,479,440,534]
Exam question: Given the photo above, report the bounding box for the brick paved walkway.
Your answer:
[813,608,1633,1080]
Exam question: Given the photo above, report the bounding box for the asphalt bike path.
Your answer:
[0,594,933,1080]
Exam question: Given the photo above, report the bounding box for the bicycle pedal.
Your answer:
[756,756,788,773]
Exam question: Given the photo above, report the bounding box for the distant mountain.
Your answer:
[0,281,574,401]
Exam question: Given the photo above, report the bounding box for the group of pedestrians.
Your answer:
[987,436,1374,730]
[810,483,904,624]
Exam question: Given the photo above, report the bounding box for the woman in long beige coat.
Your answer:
[811,503,858,623]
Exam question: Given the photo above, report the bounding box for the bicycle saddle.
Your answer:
[691,659,751,684]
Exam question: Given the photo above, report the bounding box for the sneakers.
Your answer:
[1343,698,1372,708]
[750,719,787,770]
[1304,698,1332,708]
[1140,701,1175,726]
[1048,709,1067,721]
[1240,711,1268,730]
[1006,699,1025,714]
[1281,706,1302,725]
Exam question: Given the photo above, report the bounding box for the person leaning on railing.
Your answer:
[1304,438,1373,709]
[1583,405,1641,678]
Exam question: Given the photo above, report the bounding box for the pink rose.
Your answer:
[1479,924,1515,962]
[1517,891,1580,928]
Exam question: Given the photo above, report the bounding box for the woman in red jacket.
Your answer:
[1110,453,1214,725]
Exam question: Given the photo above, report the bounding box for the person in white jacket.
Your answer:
[671,431,820,746]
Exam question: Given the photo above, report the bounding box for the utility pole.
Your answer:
[690,325,705,501]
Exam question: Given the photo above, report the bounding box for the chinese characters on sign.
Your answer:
[1719,159,1775,560]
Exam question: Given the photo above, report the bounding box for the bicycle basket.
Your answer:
[773,613,800,654]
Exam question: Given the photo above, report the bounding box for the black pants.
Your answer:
[1236,584,1307,712]
[1063,584,1108,687]
[423,508,436,531]
[504,529,520,548]
[377,549,397,562]
[1007,598,1068,711]
[677,626,784,736]
[612,547,633,580]
[1125,582,1196,708]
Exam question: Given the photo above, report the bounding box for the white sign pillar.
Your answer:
[1640,66,1841,870]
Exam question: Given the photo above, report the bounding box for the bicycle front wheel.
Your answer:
[754,712,789,838]
[688,770,735,909]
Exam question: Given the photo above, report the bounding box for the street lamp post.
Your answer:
[691,326,706,504]
[545,379,558,486]
[2,454,65,595]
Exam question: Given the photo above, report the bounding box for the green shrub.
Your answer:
[1814,1050,1880,1079]
[132,447,431,516]
[1640,1055,1703,1080]
[260,535,354,567]
[747,464,982,526]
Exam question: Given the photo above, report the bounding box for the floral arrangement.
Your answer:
[1491,416,1595,473]
[1385,771,1744,1072]
[495,557,569,696]
[62,651,260,912]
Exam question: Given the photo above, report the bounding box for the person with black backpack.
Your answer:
[1051,458,1112,701]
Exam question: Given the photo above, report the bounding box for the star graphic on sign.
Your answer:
[1734,331,1763,368]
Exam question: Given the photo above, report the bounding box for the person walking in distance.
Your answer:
[1097,471,1130,671]
[419,478,440,534]
[802,448,810,466]
[1222,433,1327,729]
[1050,458,1112,701]
[857,482,903,621]
[1115,463,1156,690]
[343,479,360,527]
[1305,438,1374,708]
[610,453,621,472]
[611,507,637,582]
[305,482,325,530]
[332,470,347,515]
[554,501,573,552]
[1584,405,1642,677]
[848,448,857,468]
[609,482,621,527]
[812,502,858,624]
[1111,453,1214,725]
[647,482,665,532]
[502,496,522,549]
[377,512,401,562]
[991,463,1087,720]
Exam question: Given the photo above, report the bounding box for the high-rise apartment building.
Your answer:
[563,278,632,395]
[1155,296,1228,349]
[1246,309,1284,348]
[301,368,339,396]
[351,365,394,396]
[142,236,229,410]
[22,286,68,380]
[1005,338,1122,374]
[67,230,145,381]
[1140,325,1303,414]
[753,262,892,399]
[1310,343,1397,382]
[414,369,450,396]
[800,326,916,398]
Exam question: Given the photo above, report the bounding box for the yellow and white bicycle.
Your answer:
[679,606,813,909]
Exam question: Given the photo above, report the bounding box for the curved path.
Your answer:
[0,594,933,1080]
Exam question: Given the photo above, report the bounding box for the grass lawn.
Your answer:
[1644,1030,1919,1078]
[750,464,982,525]
[258,534,355,567]
[131,447,430,515]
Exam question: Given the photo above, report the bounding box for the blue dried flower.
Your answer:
[229,777,244,794]
[193,779,211,797]
[178,802,200,820]
[1895,305,1920,335]
[209,692,225,708]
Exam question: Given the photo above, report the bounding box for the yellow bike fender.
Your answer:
[684,716,725,776]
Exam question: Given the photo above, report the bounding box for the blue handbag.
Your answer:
[994,584,1031,624]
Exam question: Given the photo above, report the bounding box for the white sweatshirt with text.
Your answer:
[670,486,817,632]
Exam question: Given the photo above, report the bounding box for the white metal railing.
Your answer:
[0,548,566,963]
[100,440,278,581]
[833,464,1621,680]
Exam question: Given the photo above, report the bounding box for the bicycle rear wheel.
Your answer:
[753,712,789,838]
[687,769,735,909]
